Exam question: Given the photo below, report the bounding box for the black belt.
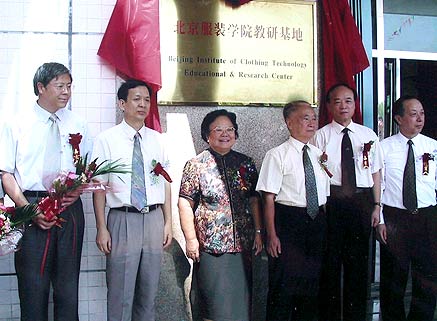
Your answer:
[383,205,435,215]
[23,190,50,198]
[113,205,159,214]
[330,186,371,197]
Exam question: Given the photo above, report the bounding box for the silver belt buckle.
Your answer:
[411,209,419,215]
[140,206,150,214]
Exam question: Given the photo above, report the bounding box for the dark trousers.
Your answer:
[267,204,326,321]
[380,205,437,321]
[319,188,373,321]
[15,198,85,321]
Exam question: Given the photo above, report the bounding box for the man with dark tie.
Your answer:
[257,101,330,321]
[92,79,172,321]
[377,95,437,321]
[311,83,383,321]
[0,62,91,321]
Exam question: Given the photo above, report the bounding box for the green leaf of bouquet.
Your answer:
[10,203,40,227]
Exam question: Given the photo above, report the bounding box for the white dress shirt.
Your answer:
[256,136,330,207]
[91,120,169,208]
[0,103,91,191]
[311,120,383,188]
[381,132,437,213]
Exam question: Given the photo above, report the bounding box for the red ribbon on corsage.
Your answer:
[151,162,172,183]
[363,141,374,169]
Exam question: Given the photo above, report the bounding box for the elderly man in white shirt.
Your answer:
[377,95,437,321]
[257,101,330,321]
[311,83,383,321]
[92,79,172,321]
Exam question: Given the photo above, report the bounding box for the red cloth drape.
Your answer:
[319,0,370,127]
[98,0,162,132]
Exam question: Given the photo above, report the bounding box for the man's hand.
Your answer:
[163,223,172,249]
[267,233,281,258]
[32,212,58,230]
[371,207,380,227]
[376,224,387,244]
[96,226,112,254]
[61,187,83,208]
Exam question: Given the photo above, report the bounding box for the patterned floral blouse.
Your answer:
[179,148,260,254]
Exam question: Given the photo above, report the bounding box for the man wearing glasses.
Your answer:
[0,62,91,320]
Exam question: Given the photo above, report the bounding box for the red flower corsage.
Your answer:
[69,133,82,165]
[363,141,374,169]
[151,160,172,183]
[238,166,248,191]
[319,152,333,178]
[422,153,434,175]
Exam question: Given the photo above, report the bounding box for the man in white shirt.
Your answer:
[311,83,383,321]
[377,95,437,321]
[257,101,330,321]
[92,79,172,321]
[0,62,91,321]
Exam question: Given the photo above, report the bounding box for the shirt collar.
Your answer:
[121,119,147,140]
[288,136,309,152]
[331,119,357,134]
[398,132,421,145]
[34,102,62,124]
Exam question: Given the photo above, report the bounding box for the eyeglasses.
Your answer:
[210,126,236,134]
[50,83,72,92]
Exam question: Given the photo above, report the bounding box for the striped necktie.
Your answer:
[131,132,146,210]
[303,145,319,219]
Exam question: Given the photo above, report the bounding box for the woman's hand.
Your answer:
[186,238,200,262]
[253,232,263,255]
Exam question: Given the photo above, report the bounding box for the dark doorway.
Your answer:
[401,60,437,139]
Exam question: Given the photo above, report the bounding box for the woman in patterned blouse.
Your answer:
[178,109,263,321]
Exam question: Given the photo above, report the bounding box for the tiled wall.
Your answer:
[0,0,118,320]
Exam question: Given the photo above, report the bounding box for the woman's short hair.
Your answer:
[201,109,239,142]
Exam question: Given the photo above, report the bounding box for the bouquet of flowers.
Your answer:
[38,133,130,226]
[0,203,39,256]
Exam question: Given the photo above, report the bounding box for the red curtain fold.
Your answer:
[98,0,162,132]
[319,0,370,127]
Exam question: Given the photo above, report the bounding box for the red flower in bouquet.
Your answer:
[151,160,172,183]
